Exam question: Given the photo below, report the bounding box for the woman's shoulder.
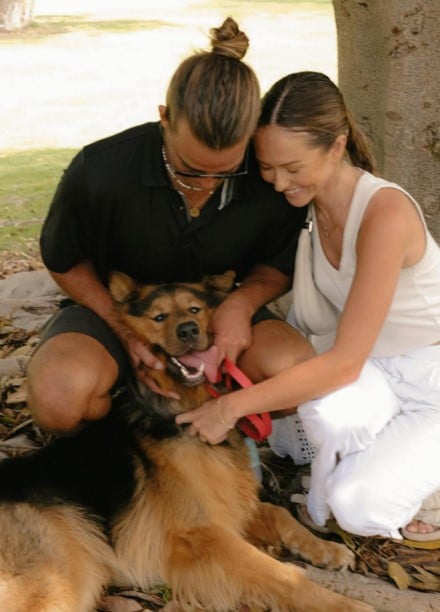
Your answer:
[356,171,415,201]
[354,171,421,216]
[356,170,399,194]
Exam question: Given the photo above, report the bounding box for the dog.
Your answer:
[0,271,374,612]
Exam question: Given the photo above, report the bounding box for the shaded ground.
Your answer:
[0,249,44,279]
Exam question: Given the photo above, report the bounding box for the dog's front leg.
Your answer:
[164,525,373,612]
[246,501,354,570]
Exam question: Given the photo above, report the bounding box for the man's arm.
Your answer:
[226,264,291,314]
[49,261,164,373]
[210,264,291,363]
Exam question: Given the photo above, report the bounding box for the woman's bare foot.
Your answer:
[401,519,440,541]
[404,519,439,536]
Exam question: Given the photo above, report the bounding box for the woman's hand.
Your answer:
[176,397,237,445]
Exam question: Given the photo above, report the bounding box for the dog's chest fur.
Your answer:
[112,416,259,587]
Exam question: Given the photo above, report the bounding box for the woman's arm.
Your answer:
[176,188,425,442]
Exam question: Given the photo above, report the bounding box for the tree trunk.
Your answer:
[0,0,34,31]
[333,0,440,242]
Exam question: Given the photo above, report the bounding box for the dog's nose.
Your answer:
[177,321,200,343]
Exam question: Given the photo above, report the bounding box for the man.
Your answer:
[27,18,311,433]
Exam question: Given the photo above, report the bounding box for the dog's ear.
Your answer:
[109,271,138,303]
[203,270,236,297]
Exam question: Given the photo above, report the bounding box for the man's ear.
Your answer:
[158,104,169,127]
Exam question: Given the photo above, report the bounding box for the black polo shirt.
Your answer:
[40,122,306,286]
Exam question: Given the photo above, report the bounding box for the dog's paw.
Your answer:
[307,539,355,570]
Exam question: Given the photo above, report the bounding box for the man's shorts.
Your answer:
[35,301,281,389]
[36,301,131,388]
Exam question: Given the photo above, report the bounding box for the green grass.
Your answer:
[0,2,332,45]
[0,16,174,44]
[0,148,75,254]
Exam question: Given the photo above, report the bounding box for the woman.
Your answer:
[177,71,440,541]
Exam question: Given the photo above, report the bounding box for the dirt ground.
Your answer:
[1,2,440,610]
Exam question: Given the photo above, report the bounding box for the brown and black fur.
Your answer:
[0,271,373,612]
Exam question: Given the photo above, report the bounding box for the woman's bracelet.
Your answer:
[217,399,236,430]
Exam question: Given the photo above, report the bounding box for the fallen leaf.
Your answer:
[388,561,410,590]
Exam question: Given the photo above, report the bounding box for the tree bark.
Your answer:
[333,0,440,242]
[0,0,34,31]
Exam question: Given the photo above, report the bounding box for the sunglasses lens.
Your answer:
[177,170,247,179]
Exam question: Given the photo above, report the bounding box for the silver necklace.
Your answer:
[161,146,214,195]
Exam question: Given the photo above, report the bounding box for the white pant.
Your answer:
[282,346,440,538]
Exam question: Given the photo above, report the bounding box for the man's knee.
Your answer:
[27,334,119,433]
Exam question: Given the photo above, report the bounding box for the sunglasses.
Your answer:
[162,146,249,180]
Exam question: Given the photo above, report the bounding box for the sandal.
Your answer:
[401,523,440,542]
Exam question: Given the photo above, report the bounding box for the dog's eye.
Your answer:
[152,313,167,322]
[189,306,201,314]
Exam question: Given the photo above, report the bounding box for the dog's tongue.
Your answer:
[179,346,220,383]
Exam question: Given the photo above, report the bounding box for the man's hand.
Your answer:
[122,333,180,399]
[210,299,253,365]
[48,262,180,399]
[210,264,291,365]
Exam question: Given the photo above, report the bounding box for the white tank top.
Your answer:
[313,171,440,357]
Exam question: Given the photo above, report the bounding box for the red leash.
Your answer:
[205,357,272,442]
